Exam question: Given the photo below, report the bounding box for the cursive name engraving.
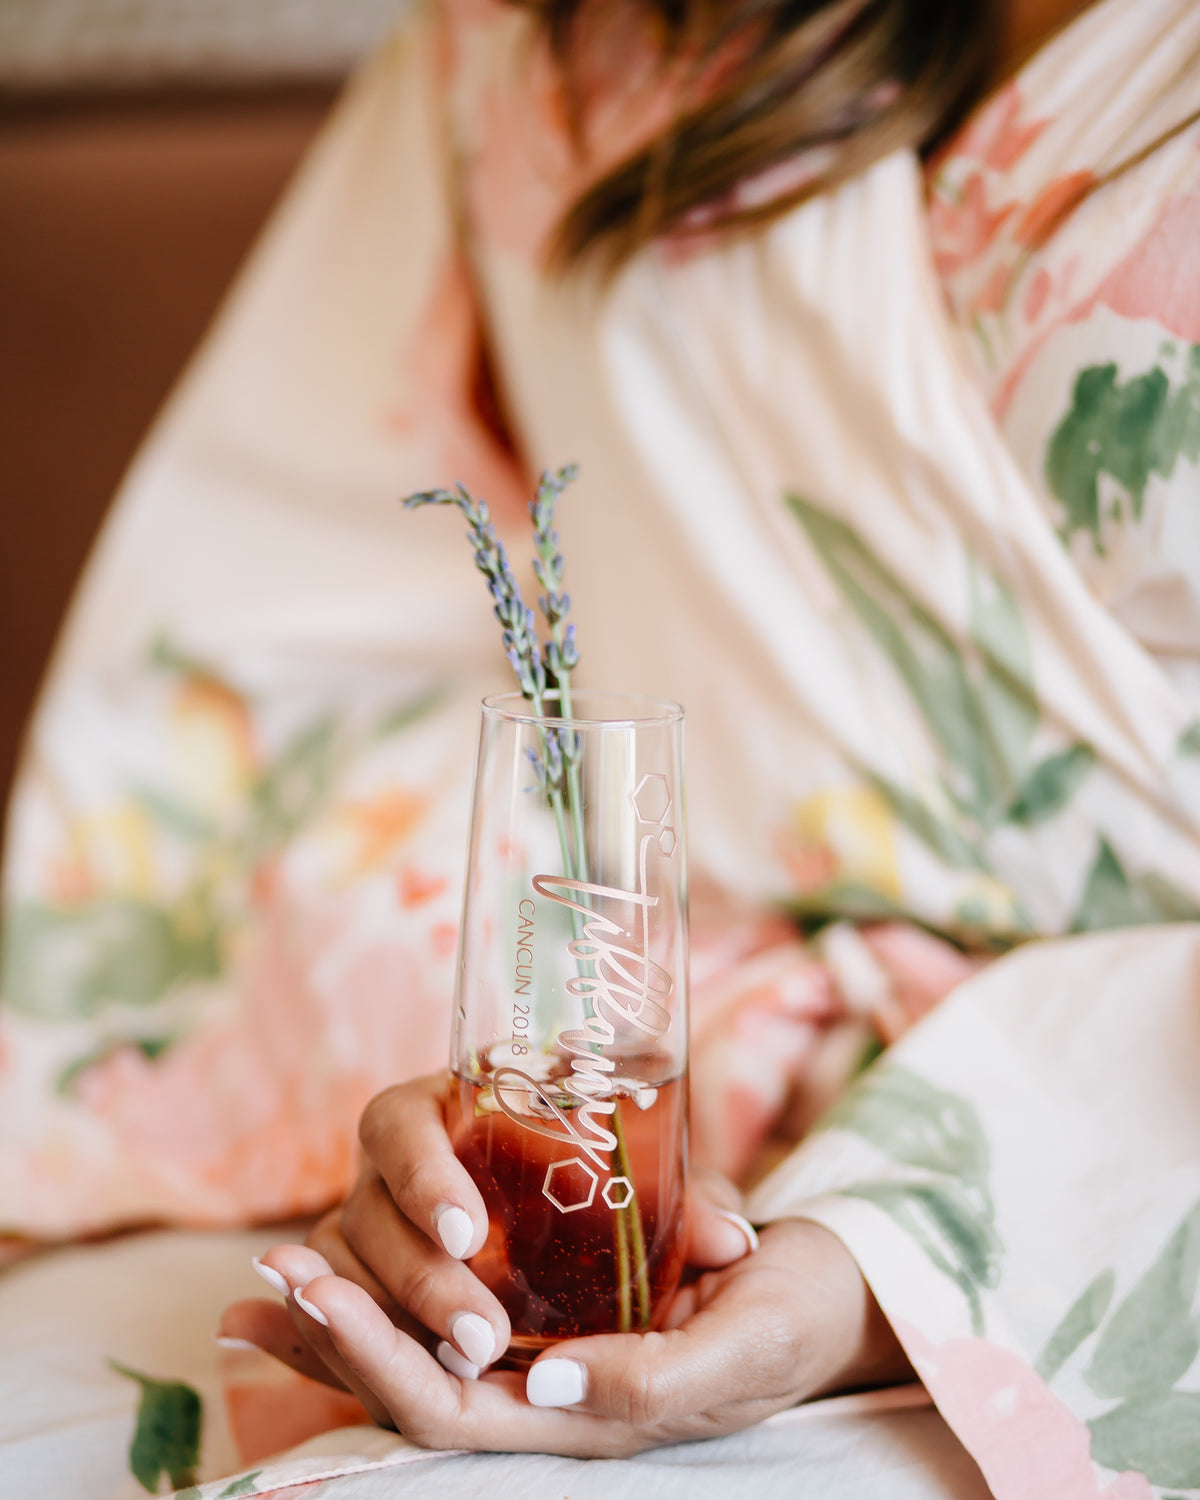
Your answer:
[492,834,673,1181]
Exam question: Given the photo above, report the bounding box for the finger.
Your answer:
[287,1272,490,1449]
[285,1273,608,1454]
[254,1245,395,1426]
[216,1296,347,1390]
[685,1169,760,1267]
[307,1205,397,1313]
[340,1169,510,1368]
[358,1075,488,1260]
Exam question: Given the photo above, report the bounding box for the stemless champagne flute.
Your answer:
[446,691,689,1364]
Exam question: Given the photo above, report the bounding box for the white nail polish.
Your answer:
[251,1257,290,1296]
[451,1311,495,1368]
[293,1287,329,1327]
[716,1209,760,1255]
[436,1204,474,1260]
[526,1358,586,1408]
[436,1340,480,1381]
[215,1336,260,1352]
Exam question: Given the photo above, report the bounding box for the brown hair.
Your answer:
[509,0,1000,268]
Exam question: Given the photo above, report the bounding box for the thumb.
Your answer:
[685,1168,759,1267]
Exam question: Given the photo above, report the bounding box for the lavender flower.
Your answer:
[403,468,582,786]
[404,483,546,702]
[530,465,580,692]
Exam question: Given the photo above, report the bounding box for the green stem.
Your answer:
[553,675,589,891]
[614,1183,632,1333]
[611,1104,652,1328]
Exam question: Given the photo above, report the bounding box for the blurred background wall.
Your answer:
[0,0,408,836]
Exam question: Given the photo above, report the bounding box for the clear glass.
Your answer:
[447,691,689,1362]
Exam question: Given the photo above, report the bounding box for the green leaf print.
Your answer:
[966,560,1038,801]
[56,1036,172,1095]
[110,1361,202,1494]
[129,786,220,843]
[787,496,1003,819]
[784,494,1095,911]
[823,1064,993,1205]
[846,1180,1000,1334]
[866,772,985,871]
[1084,1199,1200,1403]
[3,897,222,1020]
[219,1472,264,1496]
[1070,838,1200,932]
[820,1064,1002,1334]
[0,642,449,1044]
[371,684,446,741]
[1034,1269,1115,1383]
[240,713,340,864]
[1038,1202,1200,1488]
[1178,721,1200,759]
[1044,344,1200,555]
[1088,1392,1200,1490]
[1005,743,1095,826]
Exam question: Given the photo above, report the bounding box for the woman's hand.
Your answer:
[218,1074,909,1456]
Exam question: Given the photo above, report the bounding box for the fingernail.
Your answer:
[436,1204,474,1260]
[526,1358,586,1408]
[436,1340,480,1381]
[293,1286,329,1327]
[715,1209,760,1256]
[215,1335,260,1352]
[451,1311,495,1367]
[252,1257,290,1296]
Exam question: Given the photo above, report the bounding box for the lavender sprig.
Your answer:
[530,464,581,694]
[404,483,548,705]
[527,465,587,867]
[402,468,649,1331]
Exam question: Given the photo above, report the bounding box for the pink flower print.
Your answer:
[340,788,429,876]
[928,173,1016,280]
[397,867,449,908]
[466,37,581,263]
[689,941,842,1180]
[1023,264,1053,322]
[857,922,985,1039]
[776,834,840,895]
[1013,170,1094,250]
[432,921,460,959]
[45,849,96,906]
[466,9,681,263]
[1085,192,1200,342]
[974,260,1016,317]
[980,83,1048,172]
[48,875,456,1233]
[933,81,1047,175]
[894,1320,1152,1500]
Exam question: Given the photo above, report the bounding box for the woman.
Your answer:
[4,0,1199,1494]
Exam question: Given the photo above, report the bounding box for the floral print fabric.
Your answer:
[2,0,1199,1493]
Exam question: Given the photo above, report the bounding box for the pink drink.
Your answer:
[447,1067,687,1363]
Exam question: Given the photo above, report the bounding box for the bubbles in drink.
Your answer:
[447,1066,688,1362]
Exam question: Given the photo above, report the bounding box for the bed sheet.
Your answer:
[0,1225,992,1498]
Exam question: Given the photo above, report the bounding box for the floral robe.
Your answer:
[2,0,1199,1495]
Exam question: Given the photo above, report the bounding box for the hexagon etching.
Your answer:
[543,1157,598,1213]
[656,826,677,857]
[632,771,672,826]
[602,1176,634,1210]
